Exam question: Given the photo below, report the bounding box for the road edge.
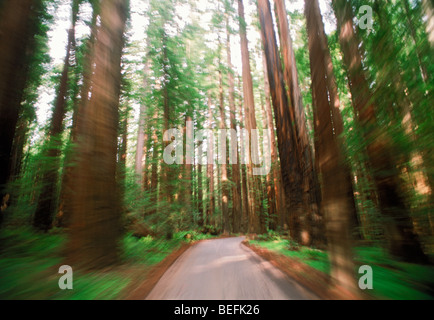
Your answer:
[242,240,365,300]
[124,241,195,300]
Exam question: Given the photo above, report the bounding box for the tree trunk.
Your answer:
[197,141,204,227]
[184,114,193,224]
[238,80,250,232]
[61,5,98,228]
[149,109,160,217]
[0,0,42,223]
[135,70,149,186]
[259,92,276,230]
[238,0,261,234]
[67,0,128,269]
[261,51,286,231]
[207,95,215,226]
[257,0,308,243]
[217,45,230,234]
[226,14,242,234]
[306,0,357,293]
[308,0,360,240]
[274,1,320,240]
[34,4,78,230]
[9,117,29,182]
[332,0,429,263]
[117,104,128,203]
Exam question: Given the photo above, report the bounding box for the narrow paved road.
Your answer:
[146,237,319,300]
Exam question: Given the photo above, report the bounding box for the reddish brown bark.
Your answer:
[238,0,261,234]
[68,0,128,269]
[305,0,357,292]
[226,14,242,234]
[258,0,309,244]
[259,93,277,230]
[261,51,286,230]
[308,0,360,239]
[61,6,98,227]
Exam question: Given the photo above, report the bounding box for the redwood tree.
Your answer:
[305,0,357,293]
[258,0,310,244]
[0,0,43,223]
[68,0,129,269]
[238,0,261,233]
[225,5,242,233]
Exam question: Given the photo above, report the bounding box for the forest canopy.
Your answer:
[0,0,433,300]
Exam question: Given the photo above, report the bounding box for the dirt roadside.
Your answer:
[242,240,369,300]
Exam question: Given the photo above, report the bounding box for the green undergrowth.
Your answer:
[248,235,434,300]
[249,238,330,274]
[0,227,207,300]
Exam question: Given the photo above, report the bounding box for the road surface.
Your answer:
[146,237,318,300]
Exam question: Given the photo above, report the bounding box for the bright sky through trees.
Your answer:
[37,0,334,127]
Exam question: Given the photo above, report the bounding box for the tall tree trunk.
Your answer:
[149,108,160,217]
[34,3,78,230]
[274,0,321,241]
[258,0,308,244]
[197,140,204,227]
[332,0,429,263]
[61,5,98,228]
[207,95,215,226]
[261,50,285,231]
[68,0,128,269]
[0,0,42,223]
[71,7,98,141]
[306,0,357,293]
[184,114,193,224]
[237,80,250,232]
[135,63,150,186]
[118,104,128,204]
[259,92,276,230]
[9,117,29,182]
[226,13,242,234]
[238,0,261,234]
[217,44,230,234]
[309,0,360,240]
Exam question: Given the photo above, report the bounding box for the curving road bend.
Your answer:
[145,237,319,300]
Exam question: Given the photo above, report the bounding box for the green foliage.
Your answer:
[122,233,184,265]
[2,0,433,301]
[250,237,434,299]
[0,228,189,300]
[249,238,330,274]
[173,230,216,241]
